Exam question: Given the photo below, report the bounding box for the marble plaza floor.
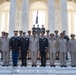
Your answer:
[0,52,76,75]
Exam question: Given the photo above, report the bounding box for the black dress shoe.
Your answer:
[34,65,37,67]
[32,65,34,67]
[55,58,59,60]
[64,65,67,67]
[61,65,63,67]
[71,65,74,67]
[50,65,52,67]
[13,65,17,67]
[2,65,5,67]
[6,65,9,67]
[40,65,43,67]
[53,65,56,67]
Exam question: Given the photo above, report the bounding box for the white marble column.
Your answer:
[60,0,68,34]
[48,0,55,33]
[22,0,29,32]
[9,0,17,37]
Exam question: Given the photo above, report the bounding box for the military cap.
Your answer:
[54,30,58,32]
[19,30,23,33]
[23,32,26,34]
[1,31,5,34]
[46,30,50,32]
[50,33,54,36]
[5,32,9,35]
[70,34,75,37]
[60,33,64,36]
[14,30,18,33]
[28,30,31,33]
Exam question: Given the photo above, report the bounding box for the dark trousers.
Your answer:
[40,51,46,66]
[12,50,19,66]
[21,50,27,66]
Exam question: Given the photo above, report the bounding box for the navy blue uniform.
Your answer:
[41,28,45,34]
[32,27,37,34]
[20,37,29,66]
[10,36,20,66]
[39,37,48,66]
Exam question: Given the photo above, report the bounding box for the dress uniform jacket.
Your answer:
[10,36,20,51]
[41,28,45,33]
[54,35,60,51]
[29,36,39,51]
[39,37,48,51]
[32,27,36,33]
[58,38,67,52]
[68,39,76,52]
[1,38,10,66]
[20,37,29,51]
[48,39,57,53]
[37,27,41,35]
[1,38,9,51]
[68,39,76,66]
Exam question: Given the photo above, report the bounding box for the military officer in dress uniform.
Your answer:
[0,31,5,60]
[41,25,45,34]
[63,31,69,60]
[45,30,50,60]
[54,30,60,60]
[68,34,76,67]
[29,31,39,67]
[20,32,29,67]
[32,25,36,34]
[58,33,67,67]
[18,30,23,59]
[1,33,10,66]
[48,34,57,67]
[10,30,20,67]
[36,25,41,37]
[39,31,48,67]
[27,30,32,60]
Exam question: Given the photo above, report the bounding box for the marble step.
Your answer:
[0,67,76,75]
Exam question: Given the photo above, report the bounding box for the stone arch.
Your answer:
[0,2,10,35]
[29,1,48,31]
[67,1,76,35]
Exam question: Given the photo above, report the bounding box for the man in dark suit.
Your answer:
[20,32,29,67]
[32,25,36,34]
[10,30,20,67]
[41,25,45,34]
[39,31,48,67]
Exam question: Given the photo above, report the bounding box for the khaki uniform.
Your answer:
[1,38,10,65]
[54,35,60,59]
[68,39,76,66]
[48,39,57,65]
[29,36,39,65]
[58,38,67,66]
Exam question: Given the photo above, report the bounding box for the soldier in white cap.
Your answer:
[68,34,76,67]
[58,33,67,67]
[48,33,57,67]
[1,33,10,66]
[29,31,39,67]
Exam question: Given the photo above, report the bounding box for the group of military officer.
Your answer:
[0,25,76,67]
